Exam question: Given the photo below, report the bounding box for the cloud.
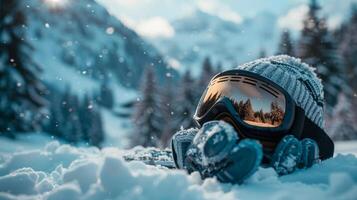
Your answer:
[104,0,142,7]
[278,5,309,31]
[167,58,181,69]
[197,0,243,24]
[327,15,343,30]
[119,15,175,39]
[119,15,137,29]
[135,17,175,38]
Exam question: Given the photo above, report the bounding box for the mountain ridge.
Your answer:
[149,9,280,75]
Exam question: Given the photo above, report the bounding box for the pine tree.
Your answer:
[79,94,92,141]
[0,0,46,136]
[159,77,177,147]
[339,5,357,94]
[89,108,104,147]
[327,5,357,141]
[277,30,294,55]
[198,57,215,92]
[131,67,163,147]
[216,62,223,74]
[270,101,284,126]
[297,0,343,107]
[177,71,198,129]
[99,81,114,109]
[47,93,64,138]
[85,97,104,147]
[259,109,265,123]
[327,93,357,140]
[60,88,82,144]
[242,99,255,121]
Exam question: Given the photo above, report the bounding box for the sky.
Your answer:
[97,0,306,21]
[97,0,357,38]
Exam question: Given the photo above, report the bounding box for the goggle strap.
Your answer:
[289,107,305,139]
[300,117,334,160]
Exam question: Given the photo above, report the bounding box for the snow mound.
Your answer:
[0,141,357,200]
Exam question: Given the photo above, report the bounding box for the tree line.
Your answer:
[0,0,113,146]
[232,99,284,127]
[130,57,220,147]
[44,84,112,147]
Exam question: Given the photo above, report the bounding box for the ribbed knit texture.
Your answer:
[236,55,325,129]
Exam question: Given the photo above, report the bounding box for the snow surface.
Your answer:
[0,138,357,200]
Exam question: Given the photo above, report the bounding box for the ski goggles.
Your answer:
[194,70,334,161]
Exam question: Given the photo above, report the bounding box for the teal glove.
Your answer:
[173,121,263,184]
[271,135,320,175]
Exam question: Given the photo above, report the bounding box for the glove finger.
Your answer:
[216,139,262,184]
[271,135,302,175]
[299,138,320,168]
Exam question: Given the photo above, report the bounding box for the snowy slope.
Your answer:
[149,10,279,75]
[0,139,356,200]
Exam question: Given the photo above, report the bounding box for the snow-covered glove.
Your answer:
[185,121,263,184]
[171,128,197,170]
[271,135,320,175]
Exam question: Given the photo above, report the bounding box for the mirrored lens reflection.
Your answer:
[202,78,286,127]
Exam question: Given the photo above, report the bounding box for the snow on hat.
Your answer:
[237,55,325,129]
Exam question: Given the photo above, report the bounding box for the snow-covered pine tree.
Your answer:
[277,29,295,56]
[297,0,343,107]
[131,67,163,147]
[177,71,198,129]
[0,0,46,137]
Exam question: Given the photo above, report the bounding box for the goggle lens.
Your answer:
[197,75,286,128]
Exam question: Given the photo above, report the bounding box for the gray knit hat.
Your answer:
[236,55,325,129]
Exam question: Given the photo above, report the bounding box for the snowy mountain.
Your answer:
[149,10,280,75]
[15,0,182,148]
[23,0,177,93]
